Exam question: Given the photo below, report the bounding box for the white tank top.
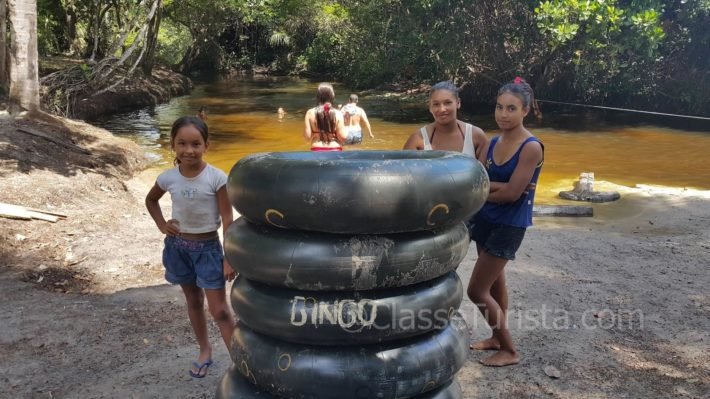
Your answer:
[420,123,476,157]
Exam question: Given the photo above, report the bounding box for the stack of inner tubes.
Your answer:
[217,151,489,399]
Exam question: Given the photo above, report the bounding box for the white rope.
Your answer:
[536,99,710,121]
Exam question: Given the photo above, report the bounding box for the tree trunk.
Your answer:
[141,0,163,75]
[177,43,199,72]
[90,0,159,90]
[107,0,147,57]
[8,0,39,114]
[64,0,80,55]
[0,0,7,91]
[88,2,112,62]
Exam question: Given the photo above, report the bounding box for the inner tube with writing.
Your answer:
[230,272,463,345]
[228,151,489,234]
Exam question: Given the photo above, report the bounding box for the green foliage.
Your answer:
[33,0,710,114]
[304,30,350,76]
[268,32,291,48]
[155,20,192,66]
[300,2,350,75]
[163,0,242,72]
[334,0,467,87]
[649,0,710,114]
[37,0,66,54]
[533,0,667,102]
[535,0,664,50]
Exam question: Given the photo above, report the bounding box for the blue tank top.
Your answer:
[477,136,543,228]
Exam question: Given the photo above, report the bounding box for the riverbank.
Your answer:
[0,116,707,398]
[38,57,193,120]
[71,67,193,121]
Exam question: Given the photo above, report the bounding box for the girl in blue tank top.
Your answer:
[467,78,544,367]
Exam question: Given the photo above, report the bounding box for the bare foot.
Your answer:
[470,337,501,351]
[479,350,520,367]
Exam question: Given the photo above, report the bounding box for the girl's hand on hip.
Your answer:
[223,259,237,282]
[161,219,181,236]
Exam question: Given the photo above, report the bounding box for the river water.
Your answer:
[94,76,710,204]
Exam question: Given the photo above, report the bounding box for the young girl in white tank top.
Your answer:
[403,81,487,158]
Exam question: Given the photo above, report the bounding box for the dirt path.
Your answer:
[1,115,708,398]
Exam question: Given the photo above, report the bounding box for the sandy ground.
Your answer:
[1,115,708,398]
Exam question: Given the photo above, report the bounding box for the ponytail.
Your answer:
[315,102,338,143]
[314,83,338,143]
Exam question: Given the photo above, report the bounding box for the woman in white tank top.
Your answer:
[403,81,487,160]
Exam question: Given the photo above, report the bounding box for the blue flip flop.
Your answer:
[189,359,213,378]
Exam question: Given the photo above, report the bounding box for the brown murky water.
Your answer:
[95,77,710,204]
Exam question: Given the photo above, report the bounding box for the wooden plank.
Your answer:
[16,127,92,155]
[0,208,32,220]
[0,203,61,222]
[23,210,60,222]
[533,205,593,217]
[21,206,67,218]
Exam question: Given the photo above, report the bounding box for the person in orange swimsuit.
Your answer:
[303,83,348,151]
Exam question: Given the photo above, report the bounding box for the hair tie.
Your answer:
[513,77,523,84]
[324,103,330,114]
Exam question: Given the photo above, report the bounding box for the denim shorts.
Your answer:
[467,216,527,261]
[162,236,225,289]
[344,129,363,145]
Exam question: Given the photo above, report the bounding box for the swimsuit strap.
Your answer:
[420,127,432,150]
[462,123,475,157]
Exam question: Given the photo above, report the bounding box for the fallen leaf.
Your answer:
[544,365,561,379]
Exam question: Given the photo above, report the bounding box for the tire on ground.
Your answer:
[230,315,468,399]
[216,366,464,399]
[227,151,489,234]
[225,218,470,291]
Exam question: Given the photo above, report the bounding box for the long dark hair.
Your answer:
[314,83,337,143]
[170,116,209,165]
[497,78,542,119]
